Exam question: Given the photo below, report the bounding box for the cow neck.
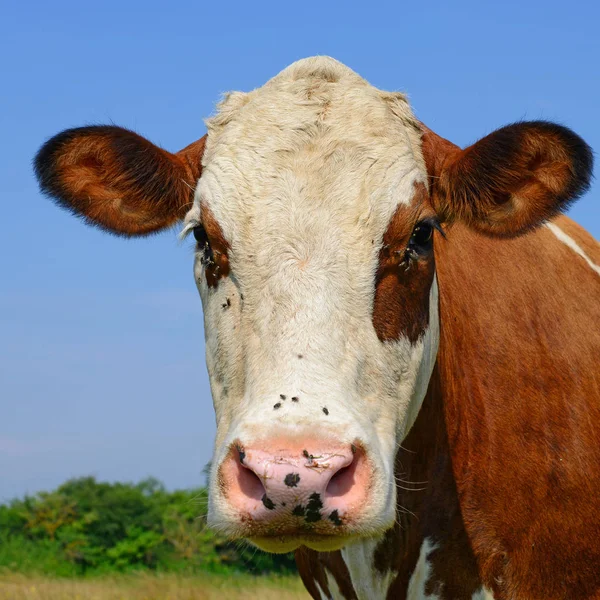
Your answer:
[432,219,600,598]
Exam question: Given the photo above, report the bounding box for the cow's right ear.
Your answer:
[34,126,206,236]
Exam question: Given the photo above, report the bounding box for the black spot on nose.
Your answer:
[305,492,323,523]
[284,473,300,487]
[292,396,299,402]
[273,402,282,410]
[322,407,329,415]
[292,505,305,517]
[328,510,342,526]
[297,354,303,359]
[262,495,276,510]
[280,394,286,400]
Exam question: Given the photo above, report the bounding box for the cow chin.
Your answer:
[208,487,397,556]
[249,534,352,554]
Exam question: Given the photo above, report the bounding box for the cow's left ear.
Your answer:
[422,121,593,237]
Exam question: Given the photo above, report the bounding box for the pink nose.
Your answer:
[219,439,368,530]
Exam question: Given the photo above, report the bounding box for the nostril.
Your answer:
[326,454,359,498]
[236,462,266,502]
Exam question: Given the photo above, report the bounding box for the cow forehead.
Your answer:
[190,57,428,246]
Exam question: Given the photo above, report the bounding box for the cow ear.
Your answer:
[423,121,593,237]
[34,126,206,236]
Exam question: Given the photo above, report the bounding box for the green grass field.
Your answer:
[0,573,311,600]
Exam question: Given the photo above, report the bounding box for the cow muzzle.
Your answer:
[216,438,371,552]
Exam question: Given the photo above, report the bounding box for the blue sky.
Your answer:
[1,0,598,501]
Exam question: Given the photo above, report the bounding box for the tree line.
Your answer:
[0,477,296,576]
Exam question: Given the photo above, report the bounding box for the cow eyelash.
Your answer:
[180,221,217,266]
[179,220,199,240]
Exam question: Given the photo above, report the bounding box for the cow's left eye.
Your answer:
[193,225,214,265]
[409,221,434,251]
[193,224,209,245]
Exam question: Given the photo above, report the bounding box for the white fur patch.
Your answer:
[337,534,495,599]
[316,579,331,600]
[341,538,395,600]
[406,539,496,599]
[546,222,600,275]
[324,570,344,600]
[407,538,440,599]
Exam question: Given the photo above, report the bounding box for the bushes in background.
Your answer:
[0,477,296,576]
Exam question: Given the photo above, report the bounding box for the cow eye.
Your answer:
[193,225,208,245]
[193,225,214,264]
[409,221,434,251]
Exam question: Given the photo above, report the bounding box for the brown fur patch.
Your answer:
[372,183,436,343]
[433,219,600,599]
[420,124,461,189]
[551,214,600,265]
[199,204,231,287]
[34,126,206,236]
[382,367,483,600]
[295,547,358,600]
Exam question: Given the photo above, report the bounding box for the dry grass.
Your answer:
[0,573,311,600]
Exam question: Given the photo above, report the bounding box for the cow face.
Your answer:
[181,58,438,551]
[34,57,592,554]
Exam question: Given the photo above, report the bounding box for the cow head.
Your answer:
[35,57,592,553]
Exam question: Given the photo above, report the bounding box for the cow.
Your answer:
[34,57,599,599]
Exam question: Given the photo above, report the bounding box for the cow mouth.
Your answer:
[249,533,351,553]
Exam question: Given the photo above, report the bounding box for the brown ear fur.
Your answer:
[34,126,206,236]
[422,121,593,237]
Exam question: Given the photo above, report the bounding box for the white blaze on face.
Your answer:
[183,57,439,538]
